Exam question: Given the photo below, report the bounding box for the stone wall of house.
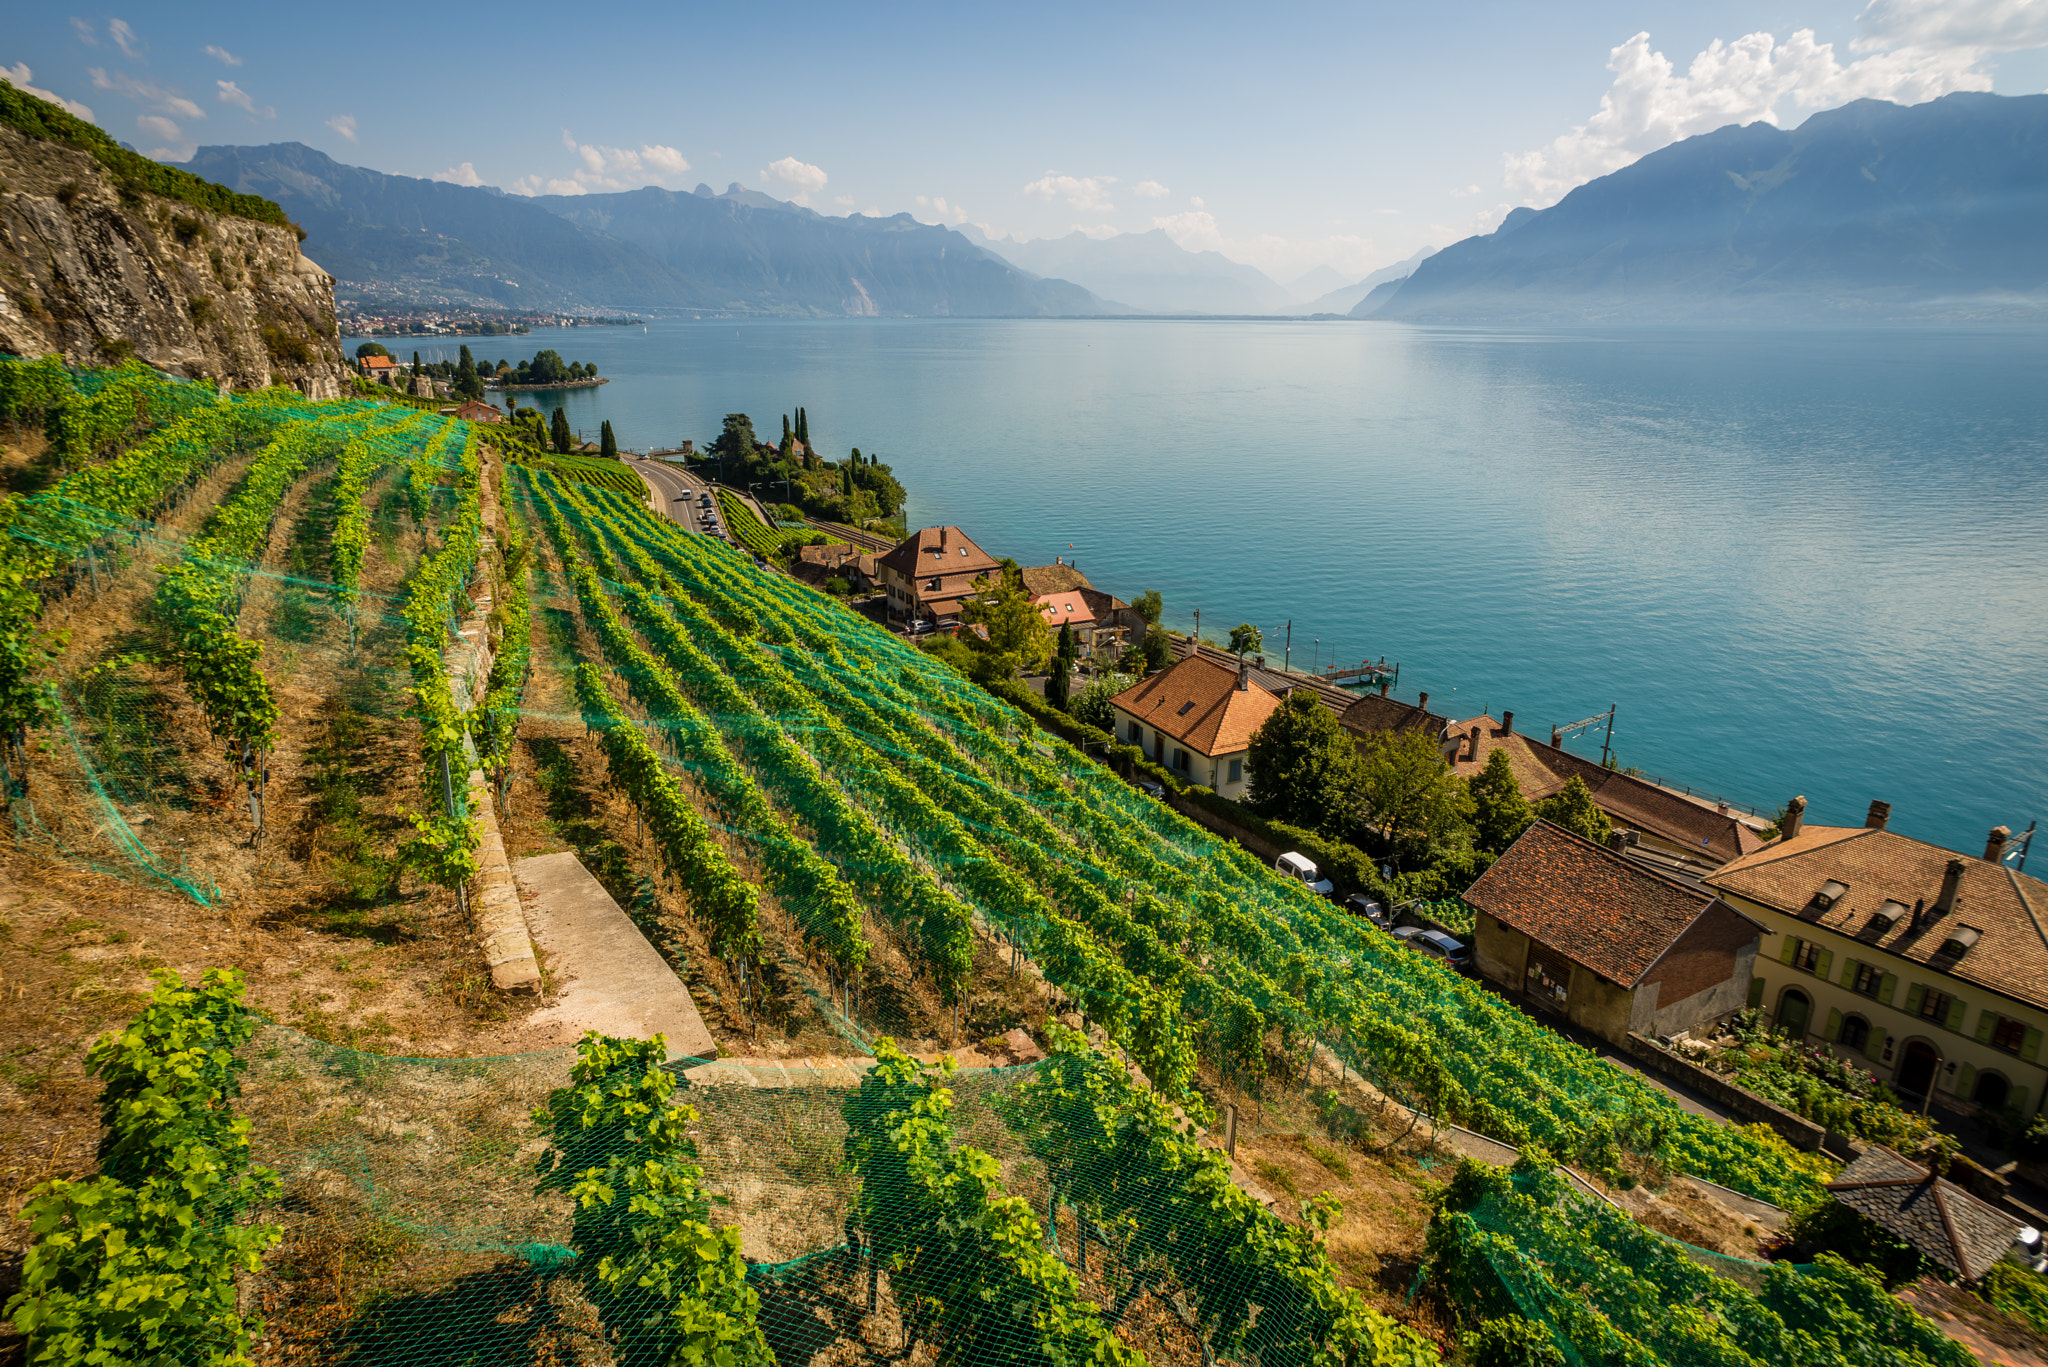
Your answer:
[0,126,345,396]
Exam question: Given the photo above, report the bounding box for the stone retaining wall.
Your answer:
[1623,1032,1825,1151]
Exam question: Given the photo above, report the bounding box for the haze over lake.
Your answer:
[357,319,2048,854]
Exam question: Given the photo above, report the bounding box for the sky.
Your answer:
[7,1,2048,284]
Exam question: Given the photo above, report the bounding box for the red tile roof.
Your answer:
[1108,655,1283,758]
[1034,590,1098,627]
[1445,715,1765,865]
[878,526,1001,579]
[1707,824,2048,1011]
[1463,820,1745,987]
[1340,692,1450,741]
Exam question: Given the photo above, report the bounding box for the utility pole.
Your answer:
[1192,609,1200,652]
[1603,704,1617,767]
[1283,620,1292,672]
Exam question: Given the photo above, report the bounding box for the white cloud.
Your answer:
[90,68,203,120]
[0,63,93,119]
[326,113,358,143]
[109,19,143,58]
[509,174,587,197]
[216,80,272,118]
[1450,184,1481,198]
[640,143,689,176]
[1502,14,2036,206]
[1189,195,1205,208]
[914,194,968,224]
[1151,208,1384,279]
[1133,179,1170,198]
[761,156,828,204]
[71,18,98,46]
[834,194,856,206]
[1024,172,1117,211]
[203,44,242,67]
[546,131,695,191]
[135,113,192,160]
[434,162,486,187]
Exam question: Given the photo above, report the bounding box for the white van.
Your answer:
[1275,852,1335,897]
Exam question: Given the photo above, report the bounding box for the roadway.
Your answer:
[626,454,729,541]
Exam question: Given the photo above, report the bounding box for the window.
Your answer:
[1793,940,1827,974]
[1171,748,1189,772]
[1919,988,1953,1023]
[1852,963,1885,998]
[1227,758,1242,785]
[1839,1015,1870,1051]
[1992,1015,2027,1054]
[1176,701,1195,717]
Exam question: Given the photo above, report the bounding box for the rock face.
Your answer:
[0,126,347,397]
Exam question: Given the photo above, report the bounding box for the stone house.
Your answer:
[877,526,1002,627]
[1707,800,2048,1119]
[792,542,878,594]
[1107,654,1282,799]
[1463,819,1766,1045]
[453,399,502,424]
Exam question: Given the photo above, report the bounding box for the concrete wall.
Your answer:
[1622,1033,1828,1151]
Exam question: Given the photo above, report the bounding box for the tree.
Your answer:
[454,345,484,400]
[355,342,390,359]
[713,414,758,476]
[412,350,423,374]
[1358,730,1474,866]
[1135,590,1163,625]
[1048,653,1072,710]
[960,573,1052,678]
[550,406,572,454]
[599,419,618,460]
[1469,748,1535,853]
[1535,775,1612,846]
[1056,621,1076,667]
[1245,690,1367,835]
[1141,624,1171,672]
[1070,674,1134,732]
[1229,623,1263,659]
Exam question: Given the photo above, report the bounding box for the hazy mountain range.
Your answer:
[1359,91,2048,324]
[182,143,1116,317]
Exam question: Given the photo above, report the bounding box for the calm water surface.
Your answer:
[352,320,2048,853]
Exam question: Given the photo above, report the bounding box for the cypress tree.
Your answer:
[1049,652,1072,711]
[600,419,618,460]
[551,406,572,454]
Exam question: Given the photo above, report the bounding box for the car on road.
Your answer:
[1134,777,1166,800]
[1390,927,1472,971]
[1342,894,1389,926]
[1275,852,1336,898]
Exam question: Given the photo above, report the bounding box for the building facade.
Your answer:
[1707,800,2048,1119]
[1107,654,1281,799]
[877,526,1002,626]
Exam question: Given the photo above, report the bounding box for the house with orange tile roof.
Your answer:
[1463,819,1766,1044]
[1706,798,2048,1119]
[1440,710,1768,871]
[1106,654,1282,798]
[359,353,398,382]
[453,399,503,424]
[877,526,1002,626]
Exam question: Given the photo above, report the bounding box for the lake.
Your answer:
[347,318,2048,855]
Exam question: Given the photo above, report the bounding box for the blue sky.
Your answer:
[8,1,2048,281]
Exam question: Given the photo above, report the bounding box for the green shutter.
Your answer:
[1840,958,1860,988]
[2011,1087,2030,1116]
[1780,935,1800,966]
[1977,1011,1998,1045]
[1814,949,1832,981]
[1880,973,1897,1005]
[1947,997,1968,1033]
[2025,1028,2043,1064]
[1958,1062,1977,1097]
[1825,1008,1843,1042]
[1747,976,1764,1009]
[1905,983,1925,1017]
[1867,1028,1886,1060]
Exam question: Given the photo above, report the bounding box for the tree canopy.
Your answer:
[1358,729,1474,866]
[550,407,573,454]
[1246,691,1366,836]
[1469,748,1535,854]
[1228,623,1263,659]
[1535,776,1613,847]
[355,342,390,359]
[599,419,618,460]
[960,573,1054,679]
[1135,590,1163,626]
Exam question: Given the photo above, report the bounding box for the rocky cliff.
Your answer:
[0,122,347,397]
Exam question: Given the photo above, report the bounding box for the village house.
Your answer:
[791,542,878,594]
[1338,685,1453,746]
[877,526,1002,627]
[359,353,398,382]
[453,399,503,424]
[1706,799,2048,1119]
[1020,559,1144,658]
[1033,589,1100,644]
[1441,710,1768,871]
[1462,819,1766,1045]
[1107,654,1281,799]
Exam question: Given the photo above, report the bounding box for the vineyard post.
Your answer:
[441,750,467,918]
[1224,1104,1237,1157]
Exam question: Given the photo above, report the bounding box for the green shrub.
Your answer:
[1465,1316,1564,1367]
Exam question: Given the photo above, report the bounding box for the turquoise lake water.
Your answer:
[353,319,2048,855]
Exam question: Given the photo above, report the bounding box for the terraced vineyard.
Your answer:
[1,358,1971,1367]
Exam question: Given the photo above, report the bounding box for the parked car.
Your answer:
[1275,852,1336,898]
[1342,894,1389,926]
[1391,926,1472,971]
[1135,777,1166,800]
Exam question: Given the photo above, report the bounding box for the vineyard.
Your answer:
[0,358,1981,1367]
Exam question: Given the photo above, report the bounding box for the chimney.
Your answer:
[1501,710,1514,737]
[1717,801,1730,816]
[1237,656,1250,692]
[1782,796,1806,841]
[1865,800,1891,831]
[1935,860,1965,917]
[1417,691,1428,713]
[1610,832,1628,852]
[1467,725,1481,762]
[1379,679,1390,697]
[1551,727,1562,747]
[1986,825,2012,863]
[1909,897,1925,934]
